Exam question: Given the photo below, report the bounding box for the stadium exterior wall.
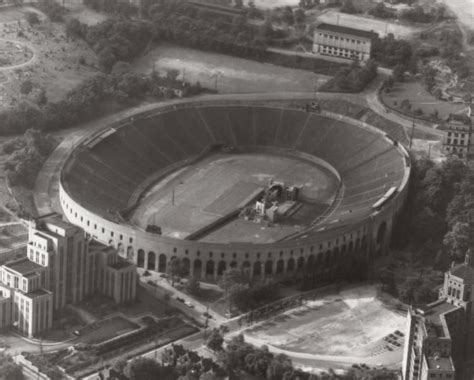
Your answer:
[58,166,409,282]
[57,101,411,281]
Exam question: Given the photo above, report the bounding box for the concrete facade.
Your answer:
[312,23,377,63]
[0,214,136,337]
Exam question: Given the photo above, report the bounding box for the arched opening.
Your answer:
[242,261,251,275]
[194,259,202,279]
[276,259,284,274]
[265,260,273,275]
[325,250,331,265]
[117,243,124,258]
[307,255,315,273]
[253,261,262,277]
[158,254,167,272]
[182,257,190,276]
[206,260,215,278]
[137,249,145,268]
[217,261,226,276]
[297,256,305,271]
[148,251,156,271]
[127,246,134,260]
[287,258,295,272]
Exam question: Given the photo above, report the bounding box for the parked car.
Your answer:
[184,301,194,308]
[176,296,185,303]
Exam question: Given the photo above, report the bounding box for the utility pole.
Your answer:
[409,118,416,149]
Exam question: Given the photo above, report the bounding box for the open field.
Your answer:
[245,285,406,359]
[381,78,466,121]
[132,153,339,242]
[317,10,420,38]
[133,44,329,93]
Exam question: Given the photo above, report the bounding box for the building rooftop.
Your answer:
[419,300,461,338]
[426,356,455,372]
[315,23,378,39]
[24,288,52,299]
[450,263,474,284]
[4,258,43,276]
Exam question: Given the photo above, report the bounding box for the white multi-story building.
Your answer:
[402,252,474,380]
[0,214,136,337]
[441,109,473,161]
[312,23,377,62]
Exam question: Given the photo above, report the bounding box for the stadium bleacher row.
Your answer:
[62,105,406,231]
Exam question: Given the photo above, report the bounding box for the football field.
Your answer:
[131,153,339,241]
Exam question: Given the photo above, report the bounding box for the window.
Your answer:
[129,237,133,243]
[119,234,123,240]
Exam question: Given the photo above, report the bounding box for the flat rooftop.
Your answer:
[315,23,378,39]
[4,258,43,276]
[420,301,461,338]
[25,288,52,299]
[426,356,454,372]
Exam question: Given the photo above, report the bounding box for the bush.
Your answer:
[25,11,40,26]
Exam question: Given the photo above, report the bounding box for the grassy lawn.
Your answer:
[78,285,178,320]
[133,43,329,94]
[381,77,466,121]
[80,316,140,344]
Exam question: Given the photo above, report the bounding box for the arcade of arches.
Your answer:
[134,237,369,281]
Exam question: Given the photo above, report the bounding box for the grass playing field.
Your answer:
[131,153,339,242]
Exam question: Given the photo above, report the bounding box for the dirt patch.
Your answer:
[245,284,406,358]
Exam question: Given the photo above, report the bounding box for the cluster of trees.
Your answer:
[149,2,267,61]
[83,0,139,17]
[0,354,23,380]
[368,3,396,19]
[0,66,202,136]
[108,337,398,380]
[219,269,280,313]
[391,158,474,264]
[3,129,56,189]
[372,34,413,69]
[36,0,65,22]
[340,0,360,15]
[324,60,378,92]
[66,18,152,72]
[400,5,446,24]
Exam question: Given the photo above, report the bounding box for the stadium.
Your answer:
[58,99,411,282]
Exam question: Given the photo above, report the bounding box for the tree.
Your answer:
[124,357,176,380]
[206,328,224,352]
[25,11,40,26]
[66,18,84,39]
[341,0,359,14]
[444,222,473,259]
[186,277,201,297]
[20,80,34,95]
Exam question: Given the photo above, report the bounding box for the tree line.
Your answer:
[107,337,397,380]
[391,157,474,265]
[0,66,203,136]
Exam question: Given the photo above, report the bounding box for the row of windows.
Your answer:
[317,33,367,45]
